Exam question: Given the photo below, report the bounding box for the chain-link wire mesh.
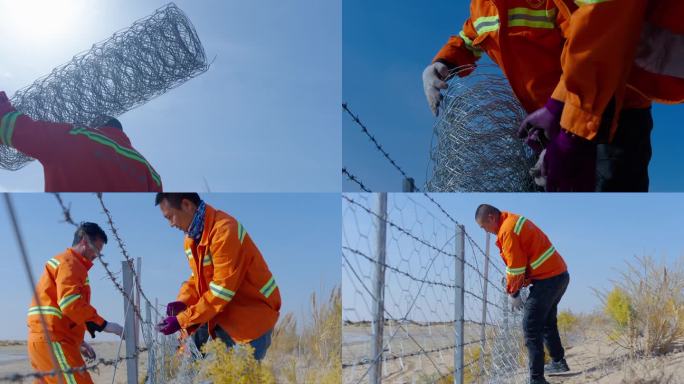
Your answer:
[426,65,536,192]
[1,2,209,171]
[342,193,530,384]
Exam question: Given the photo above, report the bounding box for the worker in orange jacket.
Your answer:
[154,193,281,361]
[27,222,124,384]
[0,91,162,192]
[424,0,683,191]
[476,204,569,384]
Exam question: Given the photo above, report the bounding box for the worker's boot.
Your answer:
[545,358,570,374]
[529,378,550,384]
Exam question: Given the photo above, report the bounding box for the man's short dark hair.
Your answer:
[155,193,201,209]
[73,222,108,246]
[475,204,501,220]
[101,117,123,130]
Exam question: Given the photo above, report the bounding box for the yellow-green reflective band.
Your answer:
[47,258,60,269]
[531,246,555,269]
[203,253,212,266]
[237,223,246,244]
[68,127,162,187]
[259,277,277,298]
[513,216,527,235]
[209,281,235,302]
[459,31,483,57]
[28,306,63,319]
[185,248,193,259]
[508,8,556,29]
[575,0,613,5]
[85,277,90,285]
[51,342,77,384]
[58,293,81,311]
[0,111,21,147]
[506,266,526,276]
[474,15,499,34]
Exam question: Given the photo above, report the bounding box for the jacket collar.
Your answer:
[67,247,94,270]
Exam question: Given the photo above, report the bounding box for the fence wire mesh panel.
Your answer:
[2,2,209,171]
[342,193,529,384]
[426,65,535,192]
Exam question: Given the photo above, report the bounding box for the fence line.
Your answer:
[342,193,529,384]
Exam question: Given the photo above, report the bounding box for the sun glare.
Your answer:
[1,0,84,42]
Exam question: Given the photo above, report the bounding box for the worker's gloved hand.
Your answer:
[80,341,96,361]
[517,99,564,153]
[0,91,16,117]
[422,62,450,116]
[103,321,124,338]
[510,294,524,311]
[543,129,596,192]
[156,316,181,335]
[166,301,187,316]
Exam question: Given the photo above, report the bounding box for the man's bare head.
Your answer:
[475,204,501,234]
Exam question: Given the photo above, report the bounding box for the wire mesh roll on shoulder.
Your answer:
[426,65,536,192]
[1,2,209,171]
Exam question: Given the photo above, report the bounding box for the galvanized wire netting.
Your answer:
[426,65,536,192]
[342,193,529,384]
[2,2,208,171]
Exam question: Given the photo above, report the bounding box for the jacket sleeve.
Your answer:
[432,16,482,72]
[176,221,248,328]
[0,111,74,164]
[500,230,528,295]
[176,274,200,305]
[551,0,648,140]
[55,261,105,326]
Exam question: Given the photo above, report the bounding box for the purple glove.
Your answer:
[166,301,187,316]
[156,316,181,335]
[517,98,564,153]
[543,129,596,192]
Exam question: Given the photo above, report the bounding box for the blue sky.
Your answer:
[0,0,341,192]
[0,193,340,340]
[343,193,684,320]
[342,1,684,192]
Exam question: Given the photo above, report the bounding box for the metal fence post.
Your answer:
[454,224,466,384]
[479,232,491,383]
[122,260,139,384]
[370,192,388,384]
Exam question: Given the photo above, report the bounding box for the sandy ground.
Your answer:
[343,324,684,384]
[0,341,148,384]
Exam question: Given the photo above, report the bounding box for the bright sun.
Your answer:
[1,0,84,42]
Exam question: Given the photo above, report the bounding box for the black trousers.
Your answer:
[596,108,653,192]
[523,272,570,380]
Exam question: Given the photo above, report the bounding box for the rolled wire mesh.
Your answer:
[342,193,530,384]
[427,65,536,192]
[2,2,209,171]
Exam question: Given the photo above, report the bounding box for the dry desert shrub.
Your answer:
[596,255,684,357]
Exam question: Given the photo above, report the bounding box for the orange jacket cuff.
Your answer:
[176,311,191,329]
[560,100,601,141]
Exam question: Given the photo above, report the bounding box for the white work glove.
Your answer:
[80,341,96,361]
[530,149,546,188]
[422,62,450,116]
[510,294,524,311]
[103,321,124,338]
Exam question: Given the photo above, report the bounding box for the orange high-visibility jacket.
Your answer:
[175,204,281,343]
[551,0,684,140]
[495,212,567,295]
[0,111,162,192]
[433,0,649,116]
[27,248,106,346]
